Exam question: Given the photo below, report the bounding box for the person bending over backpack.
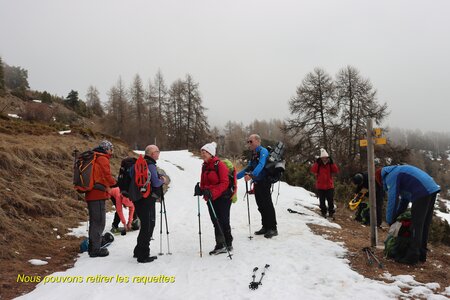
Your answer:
[310,148,339,218]
[85,140,116,258]
[194,142,233,255]
[109,187,135,233]
[377,165,440,265]
[352,172,384,227]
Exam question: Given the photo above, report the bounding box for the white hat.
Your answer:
[201,142,217,156]
[320,148,329,158]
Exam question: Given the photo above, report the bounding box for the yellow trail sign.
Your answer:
[359,137,387,147]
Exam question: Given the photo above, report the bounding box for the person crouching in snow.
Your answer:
[310,148,339,218]
[109,187,135,234]
[194,142,233,255]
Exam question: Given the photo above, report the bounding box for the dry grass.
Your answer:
[0,118,133,300]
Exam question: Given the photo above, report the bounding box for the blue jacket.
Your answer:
[382,165,440,224]
[237,145,269,182]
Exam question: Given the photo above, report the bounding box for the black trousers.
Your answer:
[317,189,334,215]
[254,180,277,230]
[207,196,233,247]
[133,198,156,259]
[409,193,437,260]
[87,200,106,252]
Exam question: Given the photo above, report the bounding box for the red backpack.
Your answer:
[133,155,151,199]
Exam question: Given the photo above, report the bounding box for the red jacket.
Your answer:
[85,151,116,201]
[311,159,339,190]
[200,156,229,201]
[109,187,135,226]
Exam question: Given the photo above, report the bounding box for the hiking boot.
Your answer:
[254,227,267,235]
[264,229,278,239]
[321,212,327,218]
[89,248,109,257]
[137,256,158,263]
[209,244,227,255]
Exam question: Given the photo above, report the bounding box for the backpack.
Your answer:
[79,232,115,253]
[264,141,286,183]
[117,155,151,202]
[384,211,412,260]
[354,202,371,225]
[73,150,102,193]
[211,159,238,203]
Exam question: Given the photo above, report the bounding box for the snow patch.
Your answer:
[28,259,48,266]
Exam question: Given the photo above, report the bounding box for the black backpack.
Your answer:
[264,141,286,183]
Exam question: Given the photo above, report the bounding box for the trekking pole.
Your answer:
[158,199,164,256]
[162,195,172,255]
[367,248,383,269]
[363,248,373,266]
[275,180,281,205]
[207,199,232,260]
[197,195,203,257]
[248,267,258,289]
[287,208,307,215]
[245,181,253,240]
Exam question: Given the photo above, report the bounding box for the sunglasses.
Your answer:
[247,140,253,144]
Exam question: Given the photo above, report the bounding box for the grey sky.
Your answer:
[1,0,449,132]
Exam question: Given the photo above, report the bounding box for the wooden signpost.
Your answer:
[359,119,387,247]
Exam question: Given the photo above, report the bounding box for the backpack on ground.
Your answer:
[212,159,238,203]
[264,141,286,184]
[79,232,115,253]
[73,150,102,193]
[117,155,151,202]
[384,211,412,260]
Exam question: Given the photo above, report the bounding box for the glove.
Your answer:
[203,189,212,201]
[194,182,203,196]
[121,190,130,198]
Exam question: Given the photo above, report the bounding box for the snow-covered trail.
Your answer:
[17,150,438,300]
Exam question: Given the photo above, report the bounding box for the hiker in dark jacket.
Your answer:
[194,142,233,255]
[133,145,166,263]
[85,140,116,258]
[310,148,339,218]
[352,172,384,227]
[237,134,278,238]
[377,165,440,265]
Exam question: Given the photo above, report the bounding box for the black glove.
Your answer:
[194,182,203,196]
[121,190,130,198]
[203,189,212,201]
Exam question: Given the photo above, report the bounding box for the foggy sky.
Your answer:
[1,0,449,132]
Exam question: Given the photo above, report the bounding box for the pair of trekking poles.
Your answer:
[196,181,254,260]
[158,194,172,255]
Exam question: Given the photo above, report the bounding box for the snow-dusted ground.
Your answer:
[17,150,449,299]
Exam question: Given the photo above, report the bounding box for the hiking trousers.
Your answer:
[254,180,277,230]
[87,200,106,252]
[207,195,233,247]
[133,198,156,260]
[410,192,437,260]
[317,189,335,215]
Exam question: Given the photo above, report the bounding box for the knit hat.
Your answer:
[201,142,217,156]
[99,140,114,151]
[320,148,329,158]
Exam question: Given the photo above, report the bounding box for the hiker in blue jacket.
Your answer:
[237,134,278,238]
[376,165,440,264]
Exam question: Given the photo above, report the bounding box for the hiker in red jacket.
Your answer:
[85,140,116,257]
[109,187,135,233]
[310,148,339,218]
[194,142,233,255]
